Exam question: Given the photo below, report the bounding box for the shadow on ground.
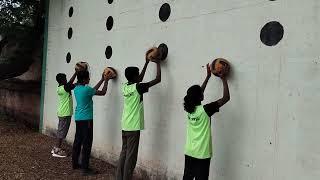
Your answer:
[0,117,143,180]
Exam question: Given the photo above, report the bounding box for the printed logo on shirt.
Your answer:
[188,115,199,122]
[124,92,134,97]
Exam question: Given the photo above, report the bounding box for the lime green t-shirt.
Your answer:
[121,83,144,131]
[185,105,212,159]
[57,85,73,117]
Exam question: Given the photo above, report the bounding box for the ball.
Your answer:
[211,58,230,77]
[103,67,117,79]
[75,61,88,71]
[146,47,160,61]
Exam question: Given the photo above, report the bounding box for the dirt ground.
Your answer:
[0,117,142,180]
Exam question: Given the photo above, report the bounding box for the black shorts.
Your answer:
[183,155,211,180]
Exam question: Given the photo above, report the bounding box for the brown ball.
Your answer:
[211,58,230,77]
[75,62,88,72]
[146,47,160,62]
[103,67,117,79]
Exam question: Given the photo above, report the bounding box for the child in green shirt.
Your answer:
[183,64,230,180]
[51,70,77,158]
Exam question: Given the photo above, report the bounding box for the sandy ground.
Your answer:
[0,117,143,180]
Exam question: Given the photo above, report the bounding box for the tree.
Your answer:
[0,0,45,80]
[0,0,42,35]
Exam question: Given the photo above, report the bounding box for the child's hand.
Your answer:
[153,58,161,64]
[104,71,113,80]
[206,63,211,78]
[145,49,154,62]
[220,75,227,81]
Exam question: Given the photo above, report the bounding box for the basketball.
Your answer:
[75,61,88,71]
[211,58,230,77]
[146,47,160,62]
[103,67,117,79]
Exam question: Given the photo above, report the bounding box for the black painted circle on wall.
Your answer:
[106,16,114,31]
[105,46,112,59]
[108,0,113,4]
[158,43,168,61]
[159,3,171,22]
[68,27,73,39]
[69,7,73,17]
[66,52,71,63]
[260,21,284,46]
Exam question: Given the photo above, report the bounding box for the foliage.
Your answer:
[0,0,41,36]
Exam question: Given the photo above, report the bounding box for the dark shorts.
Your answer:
[57,116,71,139]
[183,155,211,180]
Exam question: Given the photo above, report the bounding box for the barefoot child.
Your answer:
[183,64,230,180]
[116,51,162,180]
[52,70,77,158]
[72,70,112,175]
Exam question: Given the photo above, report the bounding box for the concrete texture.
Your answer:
[43,0,320,179]
[0,79,41,129]
[0,38,42,129]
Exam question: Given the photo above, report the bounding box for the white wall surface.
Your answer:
[43,0,320,179]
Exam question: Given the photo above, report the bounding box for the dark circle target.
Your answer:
[106,16,114,31]
[159,3,171,22]
[260,21,284,46]
[67,27,73,39]
[105,46,113,59]
[66,52,71,63]
[69,7,73,17]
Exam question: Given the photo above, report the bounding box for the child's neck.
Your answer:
[128,81,136,85]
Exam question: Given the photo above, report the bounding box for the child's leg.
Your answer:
[81,120,93,170]
[116,131,128,180]
[72,121,84,168]
[56,116,71,148]
[195,158,211,180]
[123,131,140,180]
[183,155,196,180]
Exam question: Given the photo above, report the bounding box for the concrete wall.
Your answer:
[43,0,320,179]
[0,36,42,129]
[0,79,41,129]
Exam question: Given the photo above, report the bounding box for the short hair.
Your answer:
[77,70,90,83]
[125,67,139,82]
[56,73,66,84]
[184,85,203,113]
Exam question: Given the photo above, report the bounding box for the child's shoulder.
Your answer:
[75,85,93,90]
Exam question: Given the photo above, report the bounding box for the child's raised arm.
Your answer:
[216,77,230,107]
[145,61,161,88]
[201,63,211,92]
[68,70,78,84]
[137,50,153,82]
[93,73,105,90]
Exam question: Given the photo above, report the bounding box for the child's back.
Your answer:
[121,83,145,131]
[74,85,95,121]
[57,84,73,117]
